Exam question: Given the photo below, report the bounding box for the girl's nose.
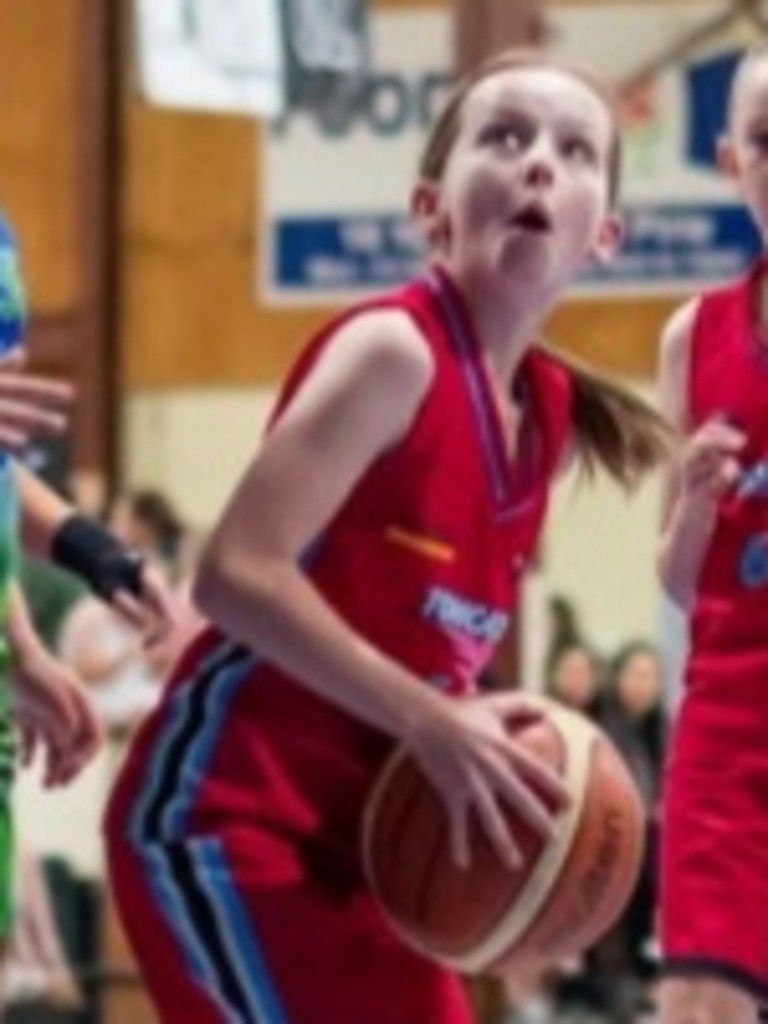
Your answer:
[522,139,556,187]
[524,156,555,188]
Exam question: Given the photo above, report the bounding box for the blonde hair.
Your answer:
[419,49,671,487]
[546,347,672,490]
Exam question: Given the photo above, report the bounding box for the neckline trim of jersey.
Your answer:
[423,264,539,519]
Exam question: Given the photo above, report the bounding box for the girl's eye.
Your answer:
[562,137,597,163]
[481,123,524,150]
[750,131,768,150]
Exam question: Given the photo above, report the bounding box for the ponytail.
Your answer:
[545,347,674,490]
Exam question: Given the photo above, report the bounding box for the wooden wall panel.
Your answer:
[547,297,678,380]
[122,0,695,389]
[122,103,326,386]
[0,0,80,313]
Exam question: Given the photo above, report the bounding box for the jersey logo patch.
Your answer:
[422,585,509,643]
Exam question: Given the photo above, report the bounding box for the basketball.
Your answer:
[361,694,646,977]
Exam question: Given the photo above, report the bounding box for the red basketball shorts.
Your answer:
[105,821,473,1024]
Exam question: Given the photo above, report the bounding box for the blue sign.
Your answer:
[273,215,424,292]
[582,203,762,291]
[270,202,762,295]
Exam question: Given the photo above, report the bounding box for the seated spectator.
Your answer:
[595,640,665,1022]
[107,488,193,583]
[546,641,604,720]
[5,845,82,1009]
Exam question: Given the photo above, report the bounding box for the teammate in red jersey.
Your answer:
[658,44,768,1024]
[105,49,669,1024]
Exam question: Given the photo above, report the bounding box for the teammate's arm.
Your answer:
[657,299,745,608]
[6,581,101,786]
[14,463,176,634]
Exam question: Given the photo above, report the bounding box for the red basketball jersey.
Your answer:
[688,258,768,672]
[115,266,573,885]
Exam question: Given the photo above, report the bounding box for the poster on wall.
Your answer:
[261,8,452,304]
[134,0,286,116]
[261,3,760,303]
[282,0,369,114]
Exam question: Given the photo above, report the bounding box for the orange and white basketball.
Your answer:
[362,695,645,977]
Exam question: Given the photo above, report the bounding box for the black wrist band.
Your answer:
[51,514,145,601]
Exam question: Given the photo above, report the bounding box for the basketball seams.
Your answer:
[362,749,439,946]
[362,756,426,926]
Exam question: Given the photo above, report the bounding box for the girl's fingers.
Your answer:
[451,741,559,843]
[0,397,68,424]
[0,374,72,405]
[111,592,147,629]
[491,762,557,839]
[698,420,746,450]
[0,350,26,371]
[482,692,546,722]
[504,740,570,809]
[0,428,29,451]
[72,707,102,768]
[143,575,178,627]
[467,772,522,872]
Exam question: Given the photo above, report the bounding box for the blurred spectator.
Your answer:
[547,595,584,658]
[545,641,608,1019]
[107,488,192,582]
[546,642,604,719]
[57,599,159,733]
[594,640,666,1023]
[5,845,82,1009]
[603,641,666,811]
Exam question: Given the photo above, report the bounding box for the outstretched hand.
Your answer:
[678,418,746,509]
[0,350,72,452]
[11,646,103,787]
[110,562,181,649]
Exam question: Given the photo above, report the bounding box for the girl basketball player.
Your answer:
[106,50,669,1024]
[658,45,768,1024]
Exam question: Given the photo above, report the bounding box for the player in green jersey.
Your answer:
[0,216,176,974]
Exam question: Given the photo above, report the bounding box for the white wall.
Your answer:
[543,453,664,655]
[123,387,278,528]
[524,383,667,685]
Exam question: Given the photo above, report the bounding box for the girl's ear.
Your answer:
[590,213,624,265]
[717,134,738,179]
[410,181,450,252]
